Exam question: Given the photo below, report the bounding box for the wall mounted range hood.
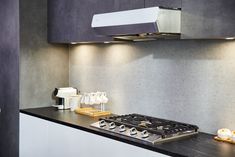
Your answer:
[92,7,181,41]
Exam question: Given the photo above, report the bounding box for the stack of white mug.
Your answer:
[80,92,109,111]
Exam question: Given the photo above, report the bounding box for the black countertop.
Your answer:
[20,107,235,157]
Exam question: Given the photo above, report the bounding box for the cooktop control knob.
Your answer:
[109,122,116,129]
[99,120,106,127]
[130,127,137,135]
[141,130,149,138]
[119,125,126,132]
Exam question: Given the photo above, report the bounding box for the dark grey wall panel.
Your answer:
[113,0,144,11]
[48,0,112,43]
[48,0,144,43]
[0,0,19,156]
[182,0,235,39]
[145,0,182,8]
[71,0,114,42]
[48,0,80,43]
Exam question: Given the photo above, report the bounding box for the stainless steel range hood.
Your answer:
[91,7,181,41]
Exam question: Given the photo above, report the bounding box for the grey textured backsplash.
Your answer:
[20,0,69,109]
[69,40,235,134]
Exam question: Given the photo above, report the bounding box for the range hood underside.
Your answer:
[113,33,181,41]
[93,23,181,41]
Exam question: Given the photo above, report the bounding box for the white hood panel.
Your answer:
[91,7,181,36]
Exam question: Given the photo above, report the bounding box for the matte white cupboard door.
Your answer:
[20,113,170,157]
[20,114,50,157]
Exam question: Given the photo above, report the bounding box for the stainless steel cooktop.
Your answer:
[91,114,199,144]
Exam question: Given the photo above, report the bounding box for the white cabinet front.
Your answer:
[20,113,170,157]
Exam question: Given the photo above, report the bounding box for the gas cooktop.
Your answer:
[91,114,199,144]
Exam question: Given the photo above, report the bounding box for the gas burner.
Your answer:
[139,120,152,128]
[91,114,199,144]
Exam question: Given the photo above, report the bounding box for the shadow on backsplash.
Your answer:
[69,40,235,134]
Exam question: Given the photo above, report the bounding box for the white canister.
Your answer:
[69,95,82,111]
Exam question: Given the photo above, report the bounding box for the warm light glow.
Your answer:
[225,37,235,40]
[70,42,78,44]
[104,44,139,65]
[104,41,111,44]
